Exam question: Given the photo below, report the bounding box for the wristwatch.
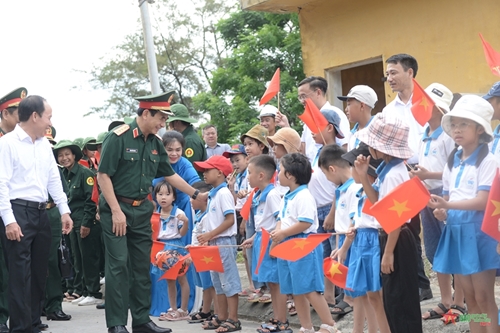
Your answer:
[191,189,200,199]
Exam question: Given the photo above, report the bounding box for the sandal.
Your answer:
[317,323,341,333]
[188,311,212,323]
[258,293,272,304]
[422,303,449,320]
[247,290,263,303]
[202,316,223,330]
[63,292,76,301]
[330,300,353,316]
[257,319,292,333]
[164,308,190,321]
[159,308,175,321]
[286,300,297,316]
[215,319,241,332]
[300,328,315,333]
[238,288,256,297]
[442,304,466,325]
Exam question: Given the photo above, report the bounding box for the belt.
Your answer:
[11,199,47,210]
[116,195,147,207]
[378,224,408,236]
[46,201,57,210]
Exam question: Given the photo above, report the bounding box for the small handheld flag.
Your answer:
[411,79,436,126]
[323,257,348,289]
[479,33,500,77]
[270,233,331,261]
[254,228,270,274]
[298,99,329,134]
[481,169,500,242]
[260,68,280,105]
[188,246,224,273]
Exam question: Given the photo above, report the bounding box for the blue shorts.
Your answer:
[251,231,278,284]
[209,236,242,297]
[277,233,324,295]
[195,271,213,290]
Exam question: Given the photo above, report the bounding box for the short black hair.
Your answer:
[202,124,217,132]
[192,181,212,193]
[298,76,328,94]
[0,107,17,120]
[248,155,276,181]
[281,153,311,185]
[318,144,349,169]
[386,54,418,78]
[162,130,185,150]
[18,95,46,122]
[153,179,176,201]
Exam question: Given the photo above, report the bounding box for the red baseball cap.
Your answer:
[193,155,233,177]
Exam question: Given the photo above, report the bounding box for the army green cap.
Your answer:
[108,116,134,131]
[83,136,96,150]
[134,90,176,115]
[166,104,197,124]
[73,137,85,150]
[44,126,56,144]
[86,131,108,151]
[0,87,27,111]
[53,140,83,162]
[240,124,269,148]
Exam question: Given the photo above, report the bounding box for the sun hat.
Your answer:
[53,140,83,162]
[424,83,453,113]
[483,81,500,100]
[82,136,96,150]
[341,142,382,178]
[86,132,108,151]
[240,124,270,147]
[321,109,344,139]
[222,144,247,158]
[337,85,378,109]
[193,155,233,177]
[267,127,301,153]
[258,105,278,119]
[108,116,134,131]
[165,104,197,124]
[356,113,413,159]
[441,94,493,142]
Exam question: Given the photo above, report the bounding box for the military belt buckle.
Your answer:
[132,200,142,207]
[38,202,48,210]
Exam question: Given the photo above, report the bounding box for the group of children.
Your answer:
[148,80,500,333]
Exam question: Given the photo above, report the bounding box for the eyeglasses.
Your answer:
[450,122,474,131]
[297,90,317,102]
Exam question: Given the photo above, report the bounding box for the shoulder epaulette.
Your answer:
[57,163,64,169]
[113,124,130,136]
[155,134,162,140]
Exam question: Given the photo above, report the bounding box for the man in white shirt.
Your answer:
[0,95,73,333]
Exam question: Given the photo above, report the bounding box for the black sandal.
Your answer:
[189,311,212,323]
[257,319,292,333]
[202,316,222,330]
[216,319,241,332]
[423,303,449,320]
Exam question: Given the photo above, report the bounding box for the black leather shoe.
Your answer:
[419,287,433,301]
[0,323,8,333]
[132,321,171,333]
[108,325,129,333]
[46,310,72,321]
[38,322,49,330]
[96,302,105,309]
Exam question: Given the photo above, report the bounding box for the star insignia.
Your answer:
[388,199,411,217]
[292,239,310,250]
[328,262,342,277]
[491,200,500,217]
[419,97,430,112]
[201,256,214,264]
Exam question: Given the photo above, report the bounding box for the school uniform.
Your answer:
[277,185,324,295]
[434,145,500,275]
[156,206,188,256]
[347,117,374,151]
[191,209,213,290]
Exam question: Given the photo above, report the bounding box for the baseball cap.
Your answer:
[193,155,233,177]
[425,83,453,113]
[483,81,500,100]
[258,105,278,119]
[222,144,247,158]
[337,85,378,109]
[321,109,344,139]
[341,142,382,178]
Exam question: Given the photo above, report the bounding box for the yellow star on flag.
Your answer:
[389,199,411,217]
[491,200,500,217]
[292,239,310,250]
[419,97,430,112]
[201,256,214,264]
[329,262,343,277]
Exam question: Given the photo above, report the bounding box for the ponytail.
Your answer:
[447,143,489,171]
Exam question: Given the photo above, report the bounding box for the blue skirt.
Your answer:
[433,210,500,275]
[251,231,279,284]
[345,228,381,296]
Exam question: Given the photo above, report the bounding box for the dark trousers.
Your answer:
[0,204,51,333]
[408,214,431,289]
[379,226,422,333]
[44,207,63,314]
[0,238,8,325]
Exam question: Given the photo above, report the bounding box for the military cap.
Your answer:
[86,132,108,151]
[108,116,134,131]
[73,137,85,150]
[0,87,27,111]
[44,126,57,144]
[134,91,176,116]
[83,137,96,150]
[53,140,83,162]
[165,104,197,124]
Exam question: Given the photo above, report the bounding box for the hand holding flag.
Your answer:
[323,257,348,289]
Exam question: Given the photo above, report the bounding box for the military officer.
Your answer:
[0,87,26,333]
[97,91,208,333]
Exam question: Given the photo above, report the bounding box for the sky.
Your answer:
[0,0,175,140]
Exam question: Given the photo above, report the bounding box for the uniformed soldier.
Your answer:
[97,91,207,333]
[0,87,26,333]
[80,137,98,171]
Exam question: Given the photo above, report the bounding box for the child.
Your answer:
[337,85,378,150]
[193,156,242,332]
[409,83,464,321]
[271,153,340,333]
[354,113,422,333]
[241,155,290,333]
[153,180,191,321]
[428,95,500,332]
[188,181,218,324]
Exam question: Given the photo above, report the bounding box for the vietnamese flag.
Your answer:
[298,99,329,134]
[240,189,256,221]
[158,254,191,281]
[259,68,280,105]
[481,169,500,242]
[479,33,500,77]
[151,212,160,241]
[254,228,270,274]
[411,79,436,126]
[188,246,224,273]
[323,258,348,289]
[151,240,165,264]
[270,233,331,261]
[365,177,430,234]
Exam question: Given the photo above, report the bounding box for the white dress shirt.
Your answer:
[0,125,70,226]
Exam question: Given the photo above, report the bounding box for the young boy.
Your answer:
[355,113,422,333]
[337,85,378,150]
[188,181,217,324]
[193,156,242,332]
[241,155,290,333]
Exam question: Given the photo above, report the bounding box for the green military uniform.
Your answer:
[98,114,175,327]
[54,140,102,300]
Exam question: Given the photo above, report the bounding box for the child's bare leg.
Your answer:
[227,294,239,322]
[243,251,255,290]
[324,278,335,305]
[178,275,189,311]
[216,294,228,321]
[352,296,365,333]
[201,287,214,314]
[305,291,336,332]
[167,279,177,311]
[423,273,452,319]
[470,270,498,333]
[358,295,378,333]
[293,294,313,329]
[457,275,482,333]
[269,282,287,323]
[367,290,390,333]
[453,277,465,309]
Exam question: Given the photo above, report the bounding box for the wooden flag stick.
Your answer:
[226,170,237,183]
[404,161,431,189]
[277,91,280,113]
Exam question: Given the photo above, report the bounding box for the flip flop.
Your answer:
[286,300,297,316]
[422,303,449,320]
[258,294,272,304]
[331,300,353,316]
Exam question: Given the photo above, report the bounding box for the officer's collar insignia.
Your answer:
[133,127,139,138]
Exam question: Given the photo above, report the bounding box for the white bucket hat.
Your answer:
[424,83,453,113]
[441,94,493,142]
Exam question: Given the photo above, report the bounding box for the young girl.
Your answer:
[271,153,340,333]
[428,95,500,333]
[153,180,191,321]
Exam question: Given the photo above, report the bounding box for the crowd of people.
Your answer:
[0,52,499,333]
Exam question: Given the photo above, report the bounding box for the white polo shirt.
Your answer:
[252,184,281,232]
[382,94,424,164]
[234,169,249,210]
[488,124,500,160]
[353,188,382,229]
[309,146,337,207]
[205,182,237,238]
[334,178,362,233]
[191,209,207,246]
[158,207,187,240]
[348,117,374,151]
[278,185,318,234]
